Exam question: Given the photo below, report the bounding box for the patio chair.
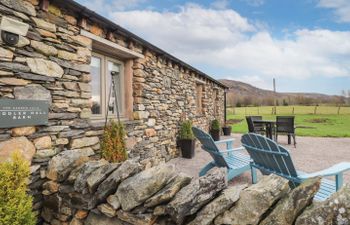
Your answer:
[241,133,350,201]
[246,116,265,134]
[275,116,296,146]
[192,127,256,181]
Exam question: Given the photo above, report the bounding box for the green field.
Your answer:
[227,106,350,137]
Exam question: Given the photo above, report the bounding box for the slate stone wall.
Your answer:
[41,153,350,225]
[0,0,225,220]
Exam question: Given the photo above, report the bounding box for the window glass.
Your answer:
[90,56,102,115]
[107,61,122,115]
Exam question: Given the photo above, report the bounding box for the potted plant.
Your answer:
[222,122,232,136]
[179,120,196,159]
[210,119,221,141]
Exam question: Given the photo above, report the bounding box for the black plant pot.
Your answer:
[180,139,195,159]
[210,129,220,141]
[222,126,231,136]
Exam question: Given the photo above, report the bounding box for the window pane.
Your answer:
[90,56,102,115]
[107,61,122,115]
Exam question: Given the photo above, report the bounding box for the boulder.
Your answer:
[0,77,30,86]
[0,62,30,72]
[26,58,63,78]
[166,167,227,224]
[86,163,120,193]
[69,192,97,210]
[11,126,36,136]
[295,183,350,225]
[95,159,141,202]
[0,47,13,61]
[116,210,154,225]
[98,203,117,218]
[46,149,94,181]
[260,178,321,225]
[116,164,176,211]
[74,160,108,194]
[31,40,58,56]
[107,195,121,210]
[14,84,52,103]
[70,136,99,149]
[144,173,191,208]
[33,136,52,150]
[85,212,124,225]
[34,149,57,159]
[188,185,246,225]
[0,136,35,163]
[0,0,36,16]
[214,174,290,225]
[31,17,56,32]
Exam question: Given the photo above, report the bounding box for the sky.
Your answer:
[75,0,350,95]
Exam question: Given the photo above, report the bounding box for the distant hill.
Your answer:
[219,79,347,106]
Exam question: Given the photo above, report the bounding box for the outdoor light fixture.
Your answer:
[0,16,29,46]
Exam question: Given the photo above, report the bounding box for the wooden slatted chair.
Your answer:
[192,127,256,181]
[241,133,350,201]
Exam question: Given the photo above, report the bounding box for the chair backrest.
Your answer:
[246,116,263,132]
[192,127,229,168]
[241,133,299,184]
[276,116,295,133]
[246,116,255,132]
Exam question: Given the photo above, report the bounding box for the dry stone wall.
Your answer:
[41,154,350,225]
[0,0,225,220]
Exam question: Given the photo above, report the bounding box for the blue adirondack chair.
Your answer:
[192,127,255,181]
[241,133,350,201]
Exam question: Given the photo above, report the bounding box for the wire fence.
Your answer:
[228,106,350,115]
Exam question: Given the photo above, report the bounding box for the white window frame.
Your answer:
[90,51,125,120]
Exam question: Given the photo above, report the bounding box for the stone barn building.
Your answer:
[0,0,226,220]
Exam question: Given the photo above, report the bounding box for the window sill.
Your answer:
[89,117,142,129]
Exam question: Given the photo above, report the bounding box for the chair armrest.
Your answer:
[215,138,235,145]
[298,162,350,179]
[220,147,245,154]
[215,138,235,150]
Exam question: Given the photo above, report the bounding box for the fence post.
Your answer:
[292,107,295,115]
[338,106,341,115]
[257,107,260,115]
[314,106,317,115]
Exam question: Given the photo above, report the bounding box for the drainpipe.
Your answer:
[224,89,227,123]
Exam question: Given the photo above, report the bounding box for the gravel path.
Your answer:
[169,134,350,186]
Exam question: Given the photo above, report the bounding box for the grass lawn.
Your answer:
[227,106,350,137]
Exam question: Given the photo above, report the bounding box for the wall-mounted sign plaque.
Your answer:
[0,99,49,128]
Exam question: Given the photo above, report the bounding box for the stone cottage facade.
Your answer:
[0,0,226,219]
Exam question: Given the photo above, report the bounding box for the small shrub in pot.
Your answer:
[179,120,196,158]
[210,119,221,141]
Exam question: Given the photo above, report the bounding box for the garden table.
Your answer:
[253,120,276,140]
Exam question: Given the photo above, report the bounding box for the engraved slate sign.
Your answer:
[0,99,49,128]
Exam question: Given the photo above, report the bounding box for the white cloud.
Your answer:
[211,0,230,9]
[318,0,350,22]
[112,3,254,53]
[109,3,350,89]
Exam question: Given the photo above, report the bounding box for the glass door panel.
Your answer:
[90,56,102,115]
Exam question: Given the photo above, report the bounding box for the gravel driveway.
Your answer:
[169,133,350,186]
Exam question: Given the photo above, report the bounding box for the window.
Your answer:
[196,84,203,114]
[90,52,124,119]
